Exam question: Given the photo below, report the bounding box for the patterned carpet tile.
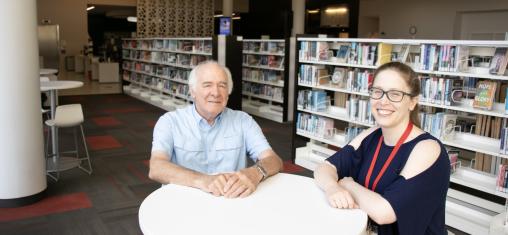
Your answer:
[86,135,123,150]
[282,160,305,173]
[0,192,92,222]
[92,117,122,127]
[102,107,146,114]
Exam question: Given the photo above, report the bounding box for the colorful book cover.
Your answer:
[473,80,497,110]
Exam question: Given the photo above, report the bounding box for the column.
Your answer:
[223,0,233,34]
[0,1,47,207]
[292,0,305,36]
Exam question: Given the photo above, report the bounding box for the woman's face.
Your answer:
[369,69,418,129]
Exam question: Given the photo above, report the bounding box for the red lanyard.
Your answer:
[364,122,413,191]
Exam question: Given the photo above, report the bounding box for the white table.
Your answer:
[39,68,58,75]
[139,173,368,235]
[40,81,83,175]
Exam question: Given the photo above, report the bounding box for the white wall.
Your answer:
[359,0,508,39]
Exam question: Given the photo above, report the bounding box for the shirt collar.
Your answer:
[191,104,224,128]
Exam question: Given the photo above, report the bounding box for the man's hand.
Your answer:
[198,173,232,196]
[223,167,261,198]
[325,179,358,209]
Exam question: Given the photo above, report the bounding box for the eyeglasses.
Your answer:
[368,87,414,102]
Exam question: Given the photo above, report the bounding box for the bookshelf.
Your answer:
[293,37,508,235]
[122,37,213,111]
[242,39,290,123]
[121,36,242,112]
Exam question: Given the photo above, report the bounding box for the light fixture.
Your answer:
[214,14,223,18]
[86,6,95,11]
[307,9,320,14]
[127,16,137,22]
[325,7,347,14]
[232,16,240,20]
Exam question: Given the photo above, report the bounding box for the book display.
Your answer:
[121,38,213,111]
[293,37,508,234]
[242,39,290,123]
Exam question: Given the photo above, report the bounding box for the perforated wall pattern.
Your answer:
[136,0,214,37]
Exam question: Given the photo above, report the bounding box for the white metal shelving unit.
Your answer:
[121,37,213,110]
[241,39,289,123]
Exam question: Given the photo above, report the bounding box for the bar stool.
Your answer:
[45,104,92,181]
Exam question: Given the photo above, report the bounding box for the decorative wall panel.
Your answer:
[137,0,214,37]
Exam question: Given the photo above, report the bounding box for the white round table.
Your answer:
[139,173,368,235]
[39,68,58,75]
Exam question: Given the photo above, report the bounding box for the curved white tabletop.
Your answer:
[139,173,367,235]
[39,68,58,75]
[40,81,83,92]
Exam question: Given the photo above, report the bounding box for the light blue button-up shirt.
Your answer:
[152,105,271,174]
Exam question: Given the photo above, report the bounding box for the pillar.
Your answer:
[292,0,305,36]
[0,0,47,207]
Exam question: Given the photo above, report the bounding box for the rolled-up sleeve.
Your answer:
[241,114,271,161]
[151,114,174,159]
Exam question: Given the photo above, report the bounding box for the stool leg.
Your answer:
[73,127,79,158]
[79,125,92,174]
[46,126,59,181]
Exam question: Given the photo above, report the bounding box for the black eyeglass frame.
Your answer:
[368,87,416,103]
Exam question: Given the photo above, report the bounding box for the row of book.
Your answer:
[123,39,212,53]
[123,50,208,67]
[297,90,329,112]
[496,164,508,192]
[298,41,508,75]
[420,112,457,140]
[242,82,284,101]
[243,54,284,69]
[298,65,373,92]
[243,41,285,54]
[299,41,389,66]
[242,68,283,85]
[347,96,375,125]
[123,71,190,98]
[122,61,190,82]
[499,127,508,155]
[419,44,469,72]
[296,113,335,139]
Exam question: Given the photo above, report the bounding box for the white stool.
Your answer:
[45,104,92,181]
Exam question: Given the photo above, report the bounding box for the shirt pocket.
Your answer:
[212,135,244,171]
[173,138,204,170]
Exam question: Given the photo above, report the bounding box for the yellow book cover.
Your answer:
[473,80,497,110]
[377,43,393,66]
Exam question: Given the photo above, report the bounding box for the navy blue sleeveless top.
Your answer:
[326,128,450,235]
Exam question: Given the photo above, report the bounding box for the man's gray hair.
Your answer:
[188,61,234,95]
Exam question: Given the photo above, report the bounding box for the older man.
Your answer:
[149,61,282,198]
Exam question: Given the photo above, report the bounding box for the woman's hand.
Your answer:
[324,180,358,209]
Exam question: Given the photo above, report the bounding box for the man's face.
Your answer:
[191,64,229,121]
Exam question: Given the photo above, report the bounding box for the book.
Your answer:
[377,43,392,66]
[335,44,350,63]
[442,114,457,140]
[489,47,508,75]
[473,80,497,110]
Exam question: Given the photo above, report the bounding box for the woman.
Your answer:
[314,62,450,234]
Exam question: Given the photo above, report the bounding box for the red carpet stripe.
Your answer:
[92,116,122,127]
[282,160,305,173]
[86,135,122,150]
[0,192,92,222]
[102,107,145,114]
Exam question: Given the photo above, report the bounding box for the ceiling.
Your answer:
[87,5,136,19]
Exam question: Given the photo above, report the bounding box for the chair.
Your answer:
[45,104,92,181]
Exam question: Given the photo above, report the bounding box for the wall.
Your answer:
[89,0,136,6]
[359,0,508,39]
[37,0,88,57]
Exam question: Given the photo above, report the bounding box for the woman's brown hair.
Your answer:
[371,61,421,128]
